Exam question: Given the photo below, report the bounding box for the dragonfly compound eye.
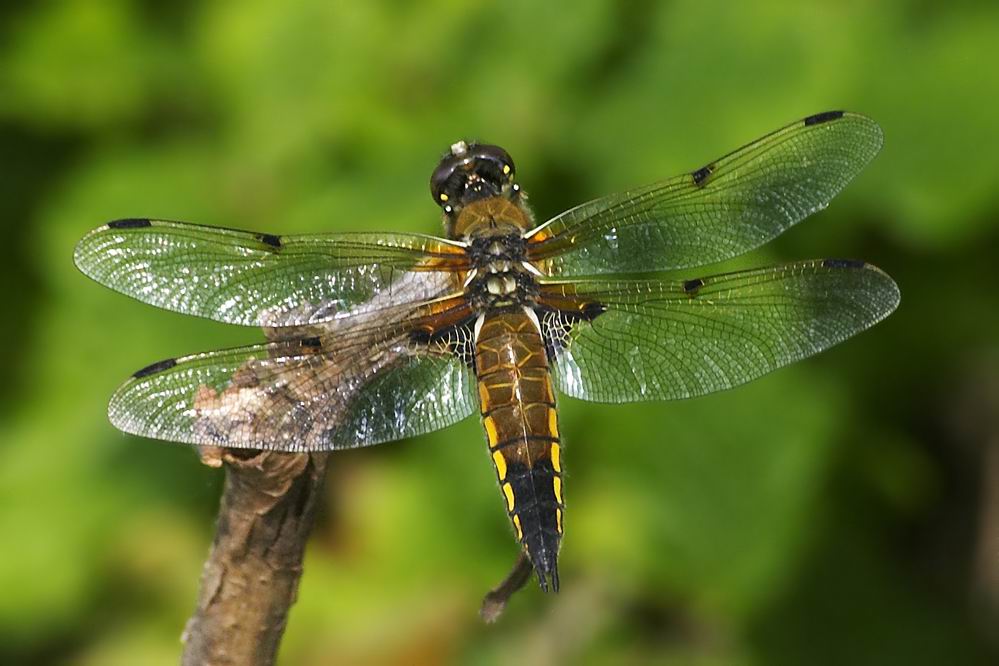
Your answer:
[430,141,516,209]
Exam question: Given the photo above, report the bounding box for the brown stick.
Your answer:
[480,551,535,623]
[180,447,330,666]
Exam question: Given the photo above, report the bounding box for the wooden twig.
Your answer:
[480,551,535,623]
[179,441,532,664]
[180,446,330,666]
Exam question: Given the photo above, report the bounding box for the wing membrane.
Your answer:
[74,219,469,327]
[108,315,477,451]
[527,112,883,275]
[539,259,899,402]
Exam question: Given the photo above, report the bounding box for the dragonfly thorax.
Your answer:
[465,231,539,311]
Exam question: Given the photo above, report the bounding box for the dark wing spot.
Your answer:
[133,357,178,378]
[258,233,282,248]
[409,328,433,345]
[822,258,866,269]
[691,164,714,187]
[683,277,704,294]
[581,302,607,321]
[804,110,844,126]
[299,336,322,350]
[108,218,152,229]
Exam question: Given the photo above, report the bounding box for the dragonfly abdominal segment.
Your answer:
[450,191,568,590]
[475,311,564,593]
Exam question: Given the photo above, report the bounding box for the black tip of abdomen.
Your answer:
[525,529,561,593]
[534,562,560,593]
[549,568,560,593]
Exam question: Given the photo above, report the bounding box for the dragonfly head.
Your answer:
[431,141,521,231]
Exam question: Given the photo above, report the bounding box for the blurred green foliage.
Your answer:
[1,1,998,664]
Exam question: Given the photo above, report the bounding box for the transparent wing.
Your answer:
[74,219,470,327]
[107,306,478,450]
[526,112,883,275]
[538,259,899,402]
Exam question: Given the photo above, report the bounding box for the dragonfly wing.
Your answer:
[538,259,899,402]
[108,307,478,450]
[527,112,883,275]
[74,219,469,327]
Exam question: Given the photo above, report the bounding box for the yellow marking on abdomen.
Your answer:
[502,482,515,511]
[551,443,561,473]
[548,407,559,439]
[553,476,563,504]
[513,514,523,540]
[478,383,491,412]
[556,508,563,533]
[484,416,499,447]
[492,451,508,481]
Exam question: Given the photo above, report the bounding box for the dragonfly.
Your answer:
[75,110,899,593]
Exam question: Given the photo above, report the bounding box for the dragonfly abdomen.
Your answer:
[475,310,564,592]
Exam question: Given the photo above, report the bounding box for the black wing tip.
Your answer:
[107,218,153,229]
[820,258,901,312]
[132,357,178,378]
[804,110,845,126]
[821,258,867,270]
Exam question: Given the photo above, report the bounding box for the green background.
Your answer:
[2,1,998,664]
